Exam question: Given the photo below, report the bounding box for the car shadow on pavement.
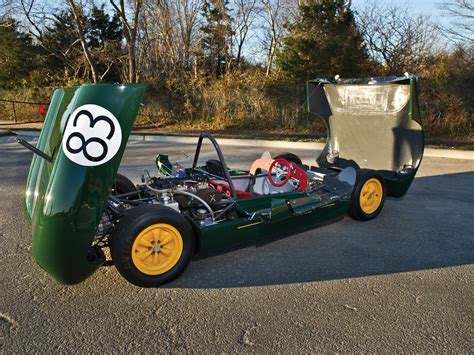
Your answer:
[168,171,474,289]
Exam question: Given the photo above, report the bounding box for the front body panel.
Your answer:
[25,84,145,284]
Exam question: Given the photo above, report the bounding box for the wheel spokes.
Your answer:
[135,247,151,256]
[152,228,162,243]
[138,251,153,262]
[137,239,153,248]
[160,232,174,245]
[160,247,172,257]
[150,252,158,265]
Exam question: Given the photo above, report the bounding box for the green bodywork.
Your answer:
[195,191,350,256]
[25,84,144,284]
[24,77,423,285]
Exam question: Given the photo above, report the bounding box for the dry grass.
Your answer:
[1,69,472,141]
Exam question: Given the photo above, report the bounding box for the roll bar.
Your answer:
[191,132,237,200]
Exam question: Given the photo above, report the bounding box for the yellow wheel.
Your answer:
[349,170,386,221]
[359,178,383,214]
[111,205,194,287]
[131,224,184,275]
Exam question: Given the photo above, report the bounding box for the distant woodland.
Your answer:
[0,0,472,139]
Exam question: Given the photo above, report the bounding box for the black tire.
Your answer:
[274,152,302,165]
[348,169,386,221]
[112,173,137,196]
[110,204,195,287]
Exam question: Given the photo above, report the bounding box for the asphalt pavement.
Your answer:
[0,135,473,352]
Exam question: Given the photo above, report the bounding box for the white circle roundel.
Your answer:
[62,104,122,167]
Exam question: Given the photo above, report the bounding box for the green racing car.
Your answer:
[19,76,424,287]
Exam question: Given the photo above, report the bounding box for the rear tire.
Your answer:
[348,169,386,221]
[110,204,194,287]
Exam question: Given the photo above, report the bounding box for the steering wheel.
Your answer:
[268,158,292,187]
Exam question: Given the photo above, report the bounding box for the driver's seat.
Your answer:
[251,174,295,195]
[206,159,295,197]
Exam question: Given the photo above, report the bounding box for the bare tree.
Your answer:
[437,0,474,44]
[258,0,298,75]
[281,0,302,23]
[67,0,99,83]
[110,0,143,83]
[175,0,203,68]
[17,1,64,57]
[260,0,281,76]
[141,0,173,77]
[232,0,259,67]
[358,1,439,75]
[10,0,124,83]
[140,0,202,80]
[12,0,86,80]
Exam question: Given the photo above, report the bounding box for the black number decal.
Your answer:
[65,133,108,162]
[65,109,115,163]
[73,110,115,139]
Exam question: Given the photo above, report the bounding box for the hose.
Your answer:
[172,189,215,221]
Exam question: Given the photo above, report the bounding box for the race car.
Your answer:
[21,76,424,287]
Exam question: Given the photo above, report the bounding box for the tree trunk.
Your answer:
[67,0,99,83]
[266,36,274,76]
[128,38,137,83]
[110,0,142,83]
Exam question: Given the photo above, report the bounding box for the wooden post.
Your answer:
[12,101,17,124]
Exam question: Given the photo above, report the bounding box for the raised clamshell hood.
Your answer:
[25,84,145,284]
[307,76,424,197]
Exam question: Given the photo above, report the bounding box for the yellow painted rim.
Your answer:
[359,178,383,214]
[131,223,183,275]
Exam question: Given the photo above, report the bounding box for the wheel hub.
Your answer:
[360,178,383,214]
[131,223,184,275]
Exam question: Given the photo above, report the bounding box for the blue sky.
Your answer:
[351,0,450,25]
[352,0,440,14]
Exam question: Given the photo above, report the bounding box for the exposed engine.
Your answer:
[146,177,222,210]
[96,174,238,243]
[126,175,237,225]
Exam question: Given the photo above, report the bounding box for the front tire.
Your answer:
[348,169,386,221]
[112,173,137,196]
[110,204,194,287]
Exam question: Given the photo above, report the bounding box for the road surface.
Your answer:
[0,135,473,352]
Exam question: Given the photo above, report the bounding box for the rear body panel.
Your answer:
[307,76,424,197]
[25,84,145,284]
